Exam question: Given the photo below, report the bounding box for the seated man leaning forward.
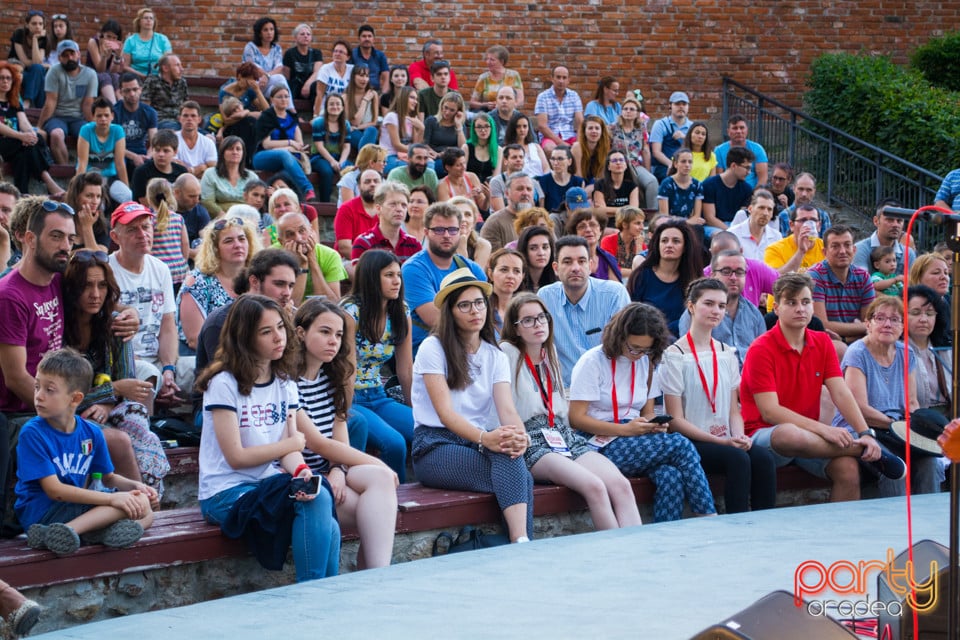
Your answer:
[739,272,905,502]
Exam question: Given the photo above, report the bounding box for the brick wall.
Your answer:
[4,1,959,118]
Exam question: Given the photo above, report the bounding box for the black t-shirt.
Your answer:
[0,99,23,133]
[8,28,47,62]
[594,177,637,209]
[282,47,322,93]
[131,159,188,202]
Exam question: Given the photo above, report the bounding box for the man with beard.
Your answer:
[107,202,181,404]
[776,172,833,238]
[37,40,99,165]
[352,181,421,264]
[480,172,535,252]
[0,198,142,515]
[852,197,916,274]
[334,168,382,258]
[0,184,18,269]
[386,144,438,192]
[402,201,486,353]
[727,189,782,261]
[489,143,544,211]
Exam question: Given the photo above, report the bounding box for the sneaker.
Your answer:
[26,524,48,550]
[869,444,907,480]
[44,523,80,556]
[99,519,144,549]
[7,599,41,637]
[303,189,317,202]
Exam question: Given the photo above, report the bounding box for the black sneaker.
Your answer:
[869,444,907,480]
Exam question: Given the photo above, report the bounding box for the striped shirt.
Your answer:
[152,213,188,284]
[297,370,336,473]
[808,260,876,323]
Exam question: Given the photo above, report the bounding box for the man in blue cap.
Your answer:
[37,40,98,164]
[649,91,692,182]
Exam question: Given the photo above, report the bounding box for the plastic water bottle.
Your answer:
[89,472,113,492]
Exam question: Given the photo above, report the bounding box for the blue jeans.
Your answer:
[20,64,46,107]
[348,127,379,154]
[200,480,340,581]
[385,154,406,174]
[347,409,368,451]
[309,155,352,202]
[352,387,411,482]
[253,149,314,196]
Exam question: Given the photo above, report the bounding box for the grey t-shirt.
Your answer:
[44,64,98,119]
[833,339,915,429]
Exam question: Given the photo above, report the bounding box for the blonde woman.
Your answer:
[450,196,491,271]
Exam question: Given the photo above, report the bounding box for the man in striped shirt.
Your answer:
[808,225,875,342]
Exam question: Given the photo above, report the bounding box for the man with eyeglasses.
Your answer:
[764,203,825,277]
[409,39,459,92]
[107,201,181,407]
[714,115,768,190]
[701,146,755,240]
[680,250,765,364]
[113,73,157,175]
[37,40,98,165]
[763,162,795,217]
[538,236,629,387]
[851,197,917,275]
[402,202,486,353]
[705,231,778,309]
[776,172,833,238]
[809,225,875,342]
[335,168,382,259]
[0,197,143,516]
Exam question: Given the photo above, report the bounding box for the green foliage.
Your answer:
[911,32,960,92]
[805,53,960,177]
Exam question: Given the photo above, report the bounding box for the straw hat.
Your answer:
[433,268,492,308]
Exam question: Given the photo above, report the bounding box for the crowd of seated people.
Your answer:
[3,10,960,590]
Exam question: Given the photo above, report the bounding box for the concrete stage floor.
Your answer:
[35,494,952,639]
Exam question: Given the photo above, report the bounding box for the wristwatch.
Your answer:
[857,428,877,440]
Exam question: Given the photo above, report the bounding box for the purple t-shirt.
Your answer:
[0,270,63,412]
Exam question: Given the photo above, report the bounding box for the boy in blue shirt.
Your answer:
[15,349,157,556]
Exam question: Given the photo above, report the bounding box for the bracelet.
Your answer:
[338,464,349,474]
[477,430,485,452]
[161,365,176,374]
[293,463,310,477]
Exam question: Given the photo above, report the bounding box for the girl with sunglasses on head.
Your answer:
[0,61,61,195]
[568,302,716,522]
[501,293,642,529]
[412,269,534,543]
[661,278,775,513]
[62,249,171,494]
[294,298,399,570]
[177,217,260,354]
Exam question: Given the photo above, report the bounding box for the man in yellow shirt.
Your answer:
[764,204,824,310]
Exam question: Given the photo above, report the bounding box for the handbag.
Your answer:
[431,526,510,556]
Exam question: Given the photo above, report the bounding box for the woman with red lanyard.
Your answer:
[501,293,641,529]
[568,302,715,522]
[660,278,776,513]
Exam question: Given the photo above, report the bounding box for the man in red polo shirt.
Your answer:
[408,39,458,91]
[350,181,422,274]
[740,272,905,502]
[334,169,382,258]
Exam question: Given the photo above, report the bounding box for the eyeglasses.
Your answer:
[71,249,109,264]
[908,309,938,318]
[52,14,68,21]
[514,312,549,328]
[428,226,460,236]
[625,345,652,356]
[771,175,789,182]
[455,298,487,313]
[715,267,746,277]
[870,315,903,325]
[608,157,627,164]
[212,217,245,231]
[0,76,12,82]
[41,200,75,216]
[473,125,491,131]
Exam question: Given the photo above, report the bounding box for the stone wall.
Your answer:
[4,1,958,117]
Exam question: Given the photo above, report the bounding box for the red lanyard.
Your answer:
[686,333,718,415]
[610,359,636,423]
[524,353,554,428]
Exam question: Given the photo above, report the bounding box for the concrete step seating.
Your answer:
[0,443,831,593]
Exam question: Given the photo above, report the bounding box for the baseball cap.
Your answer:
[565,187,590,211]
[669,91,690,104]
[111,201,154,227]
[56,40,80,56]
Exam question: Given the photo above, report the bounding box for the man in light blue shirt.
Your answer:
[714,114,768,190]
[538,236,630,387]
[935,168,960,211]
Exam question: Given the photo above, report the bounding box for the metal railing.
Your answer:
[721,78,946,248]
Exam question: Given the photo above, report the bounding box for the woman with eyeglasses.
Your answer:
[62,249,171,494]
[568,302,716,522]
[584,76,622,126]
[834,296,944,496]
[0,61,62,196]
[411,269,534,543]
[536,144,584,214]
[463,113,498,185]
[566,209,620,282]
[344,65,381,154]
[253,85,317,202]
[177,217,261,354]
[8,10,48,108]
[450,196,491,271]
[500,293,641,529]
[122,8,171,79]
[610,94,658,206]
[312,40,353,118]
[592,150,640,218]
[661,278,775,513]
